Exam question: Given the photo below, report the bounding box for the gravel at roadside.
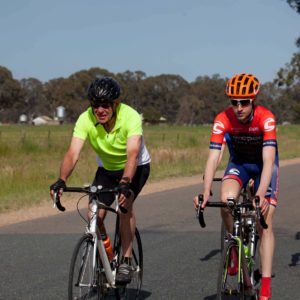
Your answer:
[0,157,299,227]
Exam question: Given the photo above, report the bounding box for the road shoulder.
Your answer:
[0,157,299,227]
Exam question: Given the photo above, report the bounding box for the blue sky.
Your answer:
[1,0,300,84]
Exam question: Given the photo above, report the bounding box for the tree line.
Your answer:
[1,51,299,125]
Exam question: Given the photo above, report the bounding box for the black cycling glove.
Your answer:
[117,182,131,198]
[50,178,66,192]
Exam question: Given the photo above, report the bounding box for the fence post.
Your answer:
[48,129,51,148]
[21,129,26,144]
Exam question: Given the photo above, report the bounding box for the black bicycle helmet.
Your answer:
[87,76,121,105]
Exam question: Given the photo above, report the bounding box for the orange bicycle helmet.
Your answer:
[225,73,260,98]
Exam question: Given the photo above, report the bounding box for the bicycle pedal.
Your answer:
[244,286,257,297]
[224,289,238,296]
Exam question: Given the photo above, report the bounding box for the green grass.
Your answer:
[0,124,299,213]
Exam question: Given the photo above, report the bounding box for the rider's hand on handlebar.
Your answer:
[193,193,209,209]
[255,194,270,215]
[118,182,131,198]
[50,178,66,199]
[193,196,199,210]
[117,181,132,211]
[201,193,210,209]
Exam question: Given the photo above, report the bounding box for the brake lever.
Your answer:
[254,196,268,229]
[53,192,66,212]
[197,194,206,228]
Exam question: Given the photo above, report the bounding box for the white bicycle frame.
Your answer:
[87,193,120,288]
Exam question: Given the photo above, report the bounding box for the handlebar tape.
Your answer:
[197,194,206,228]
[54,193,66,212]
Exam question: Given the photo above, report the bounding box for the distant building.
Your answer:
[19,114,28,124]
[32,116,59,125]
[159,116,167,123]
[56,106,65,124]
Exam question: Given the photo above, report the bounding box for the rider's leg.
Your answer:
[256,158,278,299]
[119,193,135,258]
[220,178,241,232]
[257,204,275,299]
[118,163,150,259]
[97,209,107,237]
[258,205,275,276]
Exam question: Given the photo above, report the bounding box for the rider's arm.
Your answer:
[202,149,222,207]
[255,145,275,203]
[59,137,85,182]
[217,143,226,166]
[120,135,141,183]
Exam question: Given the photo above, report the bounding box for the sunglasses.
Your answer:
[91,102,112,109]
[230,99,252,107]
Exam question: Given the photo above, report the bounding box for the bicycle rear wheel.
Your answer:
[217,240,244,300]
[68,234,106,300]
[115,228,143,300]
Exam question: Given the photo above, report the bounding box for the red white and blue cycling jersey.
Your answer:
[210,105,279,206]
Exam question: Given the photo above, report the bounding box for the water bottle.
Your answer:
[101,234,113,262]
[244,245,251,258]
[244,245,253,269]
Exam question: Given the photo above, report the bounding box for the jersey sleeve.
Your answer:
[260,110,277,148]
[209,112,229,150]
[73,111,90,140]
[126,108,143,137]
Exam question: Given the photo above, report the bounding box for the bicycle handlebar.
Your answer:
[53,185,128,214]
[197,194,268,229]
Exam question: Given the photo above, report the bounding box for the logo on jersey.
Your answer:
[228,168,240,176]
[213,121,225,135]
[249,127,259,132]
[264,118,275,132]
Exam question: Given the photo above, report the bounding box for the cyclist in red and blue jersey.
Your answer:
[194,73,278,300]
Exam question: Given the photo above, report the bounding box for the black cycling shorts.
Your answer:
[91,163,150,206]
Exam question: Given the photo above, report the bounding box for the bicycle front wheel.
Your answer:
[115,228,143,300]
[220,220,228,252]
[217,240,244,300]
[68,234,106,300]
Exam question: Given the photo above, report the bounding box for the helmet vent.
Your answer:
[225,73,260,98]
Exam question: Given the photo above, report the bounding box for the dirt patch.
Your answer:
[1,157,299,228]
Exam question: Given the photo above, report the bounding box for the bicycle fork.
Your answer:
[89,200,115,286]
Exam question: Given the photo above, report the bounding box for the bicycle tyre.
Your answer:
[217,239,245,300]
[115,228,143,300]
[220,220,227,252]
[247,233,260,300]
[68,234,106,300]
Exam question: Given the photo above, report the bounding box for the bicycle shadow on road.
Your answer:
[203,295,217,300]
[199,249,221,261]
[288,232,300,267]
[136,289,152,299]
[289,253,300,267]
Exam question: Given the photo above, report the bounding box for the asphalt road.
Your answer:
[0,163,299,300]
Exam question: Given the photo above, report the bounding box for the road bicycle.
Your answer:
[196,179,268,299]
[53,184,143,300]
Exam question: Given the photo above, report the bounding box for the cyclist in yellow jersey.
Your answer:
[50,76,151,284]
